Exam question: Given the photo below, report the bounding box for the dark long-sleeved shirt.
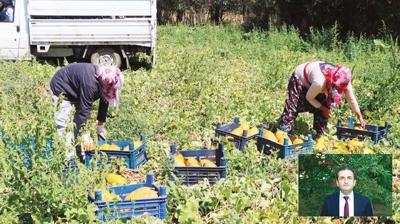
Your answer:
[50,63,108,131]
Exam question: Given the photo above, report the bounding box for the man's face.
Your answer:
[336,169,356,194]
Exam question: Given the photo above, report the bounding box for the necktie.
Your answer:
[344,196,349,217]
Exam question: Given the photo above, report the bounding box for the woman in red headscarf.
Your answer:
[278,61,365,135]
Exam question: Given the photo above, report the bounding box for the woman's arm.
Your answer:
[344,83,365,127]
[96,98,108,138]
[306,83,324,109]
[344,83,360,114]
[97,97,109,124]
[305,65,326,109]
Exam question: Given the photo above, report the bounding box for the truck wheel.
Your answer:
[90,47,122,68]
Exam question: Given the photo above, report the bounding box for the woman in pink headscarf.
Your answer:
[278,61,365,135]
[50,63,124,160]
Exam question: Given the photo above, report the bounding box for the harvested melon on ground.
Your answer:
[199,159,217,167]
[363,148,374,154]
[314,136,328,152]
[106,173,128,186]
[185,157,200,167]
[125,187,158,201]
[346,139,363,153]
[347,138,363,148]
[174,153,186,167]
[334,142,349,153]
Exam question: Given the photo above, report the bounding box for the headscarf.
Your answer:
[319,63,351,108]
[96,66,124,107]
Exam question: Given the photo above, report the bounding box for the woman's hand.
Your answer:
[96,122,107,139]
[356,112,366,128]
[319,105,332,119]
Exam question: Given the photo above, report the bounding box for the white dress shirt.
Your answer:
[339,191,354,217]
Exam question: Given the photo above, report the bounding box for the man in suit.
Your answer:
[320,166,373,217]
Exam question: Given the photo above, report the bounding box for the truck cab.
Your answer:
[0,0,31,60]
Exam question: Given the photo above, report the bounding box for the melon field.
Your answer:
[0,25,400,223]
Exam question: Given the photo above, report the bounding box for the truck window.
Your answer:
[0,0,14,22]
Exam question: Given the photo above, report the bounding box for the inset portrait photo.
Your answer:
[298,154,392,217]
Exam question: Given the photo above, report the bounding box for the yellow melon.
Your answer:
[314,136,328,152]
[105,173,127,186]
[134,140,142,149]
[185,157,200,167]
[239,123,250,130]
[231,127,244,136]
[125,187,158,201]
[102,190,122,202]
[100,144,120,151]
[278,137,292,145]
[363,148,374,154]
[262,130,278,142]
[292,138,304,145]
[174,153,186,167]
[199,159,217,167]
[334,142,348,153]
[247,127,259,137]
[354,125,364,130]
[275,130,288,143]
[347,138,363,148]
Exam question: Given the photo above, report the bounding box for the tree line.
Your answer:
[157,0,400,37]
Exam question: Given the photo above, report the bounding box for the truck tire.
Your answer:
[90,47,122,68]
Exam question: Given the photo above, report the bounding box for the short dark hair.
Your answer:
[337,166,356,180]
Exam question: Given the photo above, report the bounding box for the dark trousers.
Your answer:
[278,73,329,134]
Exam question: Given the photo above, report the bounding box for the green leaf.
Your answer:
[178,197,202,224]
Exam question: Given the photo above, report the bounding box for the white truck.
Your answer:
[0,0,157,67]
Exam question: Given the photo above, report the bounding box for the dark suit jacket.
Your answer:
[320,192,373,216]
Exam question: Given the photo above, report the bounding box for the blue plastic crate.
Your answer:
[89,173,167,221]
[169,143,227,185]
[215,117,259,151]
[256,129,313,159]
[84,135,147,169]
[336,118,391,144]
